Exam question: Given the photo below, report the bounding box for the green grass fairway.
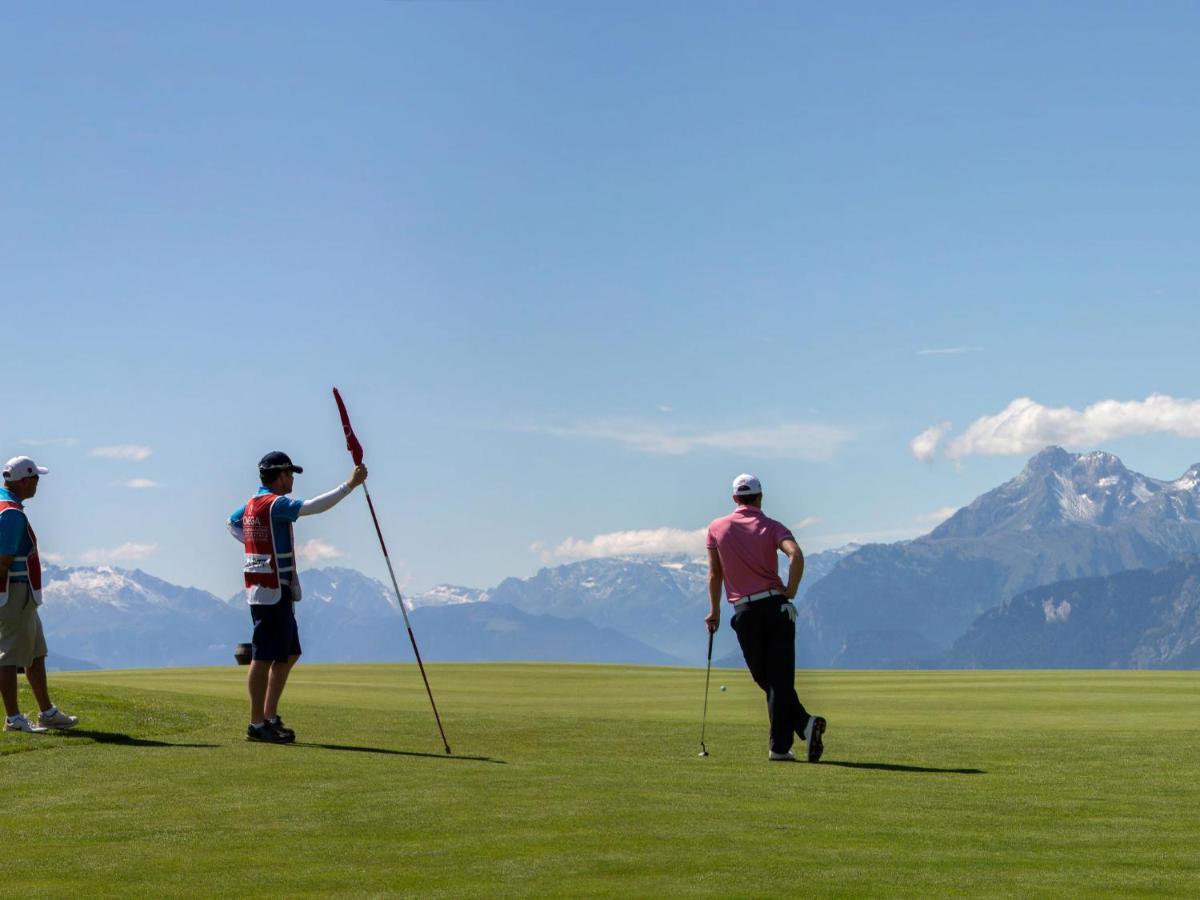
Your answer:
[3,664,1198,897]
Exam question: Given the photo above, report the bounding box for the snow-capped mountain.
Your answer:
[800,447,1200,667]
[34,564,684,668]
[407,585,491,609]
[40,564,243,668]
[933,447,1200,537]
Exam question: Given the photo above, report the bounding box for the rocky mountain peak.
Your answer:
[932,448,1200,539]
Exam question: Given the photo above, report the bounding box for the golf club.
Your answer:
[698,629,714,757]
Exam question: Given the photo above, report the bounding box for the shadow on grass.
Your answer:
[60,729,218,749]
[822,759,984,774]
[295,742,506,764]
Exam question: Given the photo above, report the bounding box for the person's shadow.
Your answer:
[821,759,984,774]
[59,729,218,749]
[295,742,506,764]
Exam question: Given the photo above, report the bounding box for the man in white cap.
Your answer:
[0,457,78,733]
[705,473,825,762]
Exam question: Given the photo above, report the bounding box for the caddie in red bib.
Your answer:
[0,456,79,733]
[227,450,367,744]
[241,492,302,605]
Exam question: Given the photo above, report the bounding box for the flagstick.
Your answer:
[334,387,451,755]
[361,482,451,754]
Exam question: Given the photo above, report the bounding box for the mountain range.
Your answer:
[31,446,1200,671]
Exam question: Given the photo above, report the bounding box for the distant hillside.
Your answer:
[947,558,1200,669]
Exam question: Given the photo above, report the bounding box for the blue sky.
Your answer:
[4,2,1199,597]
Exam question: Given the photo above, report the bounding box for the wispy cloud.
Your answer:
[20,437,79,447]
[916,506,960,525]
[792,516,821,531]
[912,394,1200,462]
[528,420,852,461]
[119,479,161,489]
[534,527,708,562]
[910,422,951,463]
[804,527,924,552]
[91,445,153,462]
[917,347,984,356]
[79,542,158,565]
[297,539,345,566]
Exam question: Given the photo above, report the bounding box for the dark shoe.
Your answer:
[268,716,295,740]
[804,716,826,763]
[246,722,294,744]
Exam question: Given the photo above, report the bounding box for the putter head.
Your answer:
[698,749,709,757]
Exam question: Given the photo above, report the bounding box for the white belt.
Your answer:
[733,590,786,611]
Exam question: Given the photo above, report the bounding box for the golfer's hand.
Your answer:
[704,611,720,634]
[348,465,368,488]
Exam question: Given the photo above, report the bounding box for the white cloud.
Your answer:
[40,551,66,564]
[792,516,821,531]
[20,437,79,447]
[91,445,153,462]
[915,394,1200,462]
[537,527,708,562]
[910,422,951,463]
[917,347,984,356]
[297,539,345,566]
[529,420,852,461]
[916,506,960,525]
[79,542,158,565]
[119,479,161,489]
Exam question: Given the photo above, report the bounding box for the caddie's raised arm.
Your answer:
[226,464,367,540]
[298,465,367,517]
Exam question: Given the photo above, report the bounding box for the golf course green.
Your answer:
[3,664,1197,897]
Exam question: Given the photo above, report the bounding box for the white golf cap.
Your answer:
[732,473,762,496]
[3,456,49,482]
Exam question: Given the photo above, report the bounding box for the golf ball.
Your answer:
[720,685,727,692]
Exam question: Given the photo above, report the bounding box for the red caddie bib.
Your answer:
[241,494,300,605]
[0,500,42,607]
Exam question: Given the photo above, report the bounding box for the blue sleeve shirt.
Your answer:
[0,507,30,557]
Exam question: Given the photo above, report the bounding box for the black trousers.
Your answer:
[732,596,811,754]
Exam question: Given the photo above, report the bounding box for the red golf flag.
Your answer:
[333,387,364,465]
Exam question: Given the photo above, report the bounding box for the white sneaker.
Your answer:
[4,714,48,733]
[768,750,796,761]
[37,708,79,730]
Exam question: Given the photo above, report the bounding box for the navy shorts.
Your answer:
[250,590,301,662]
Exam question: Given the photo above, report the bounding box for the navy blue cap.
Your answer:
[258,451,303,475]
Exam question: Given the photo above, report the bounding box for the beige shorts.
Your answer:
[0,583,48,668]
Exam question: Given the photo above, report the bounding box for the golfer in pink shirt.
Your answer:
[706,474,826,762]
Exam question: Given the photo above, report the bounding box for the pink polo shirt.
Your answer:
[706,505,794,602]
